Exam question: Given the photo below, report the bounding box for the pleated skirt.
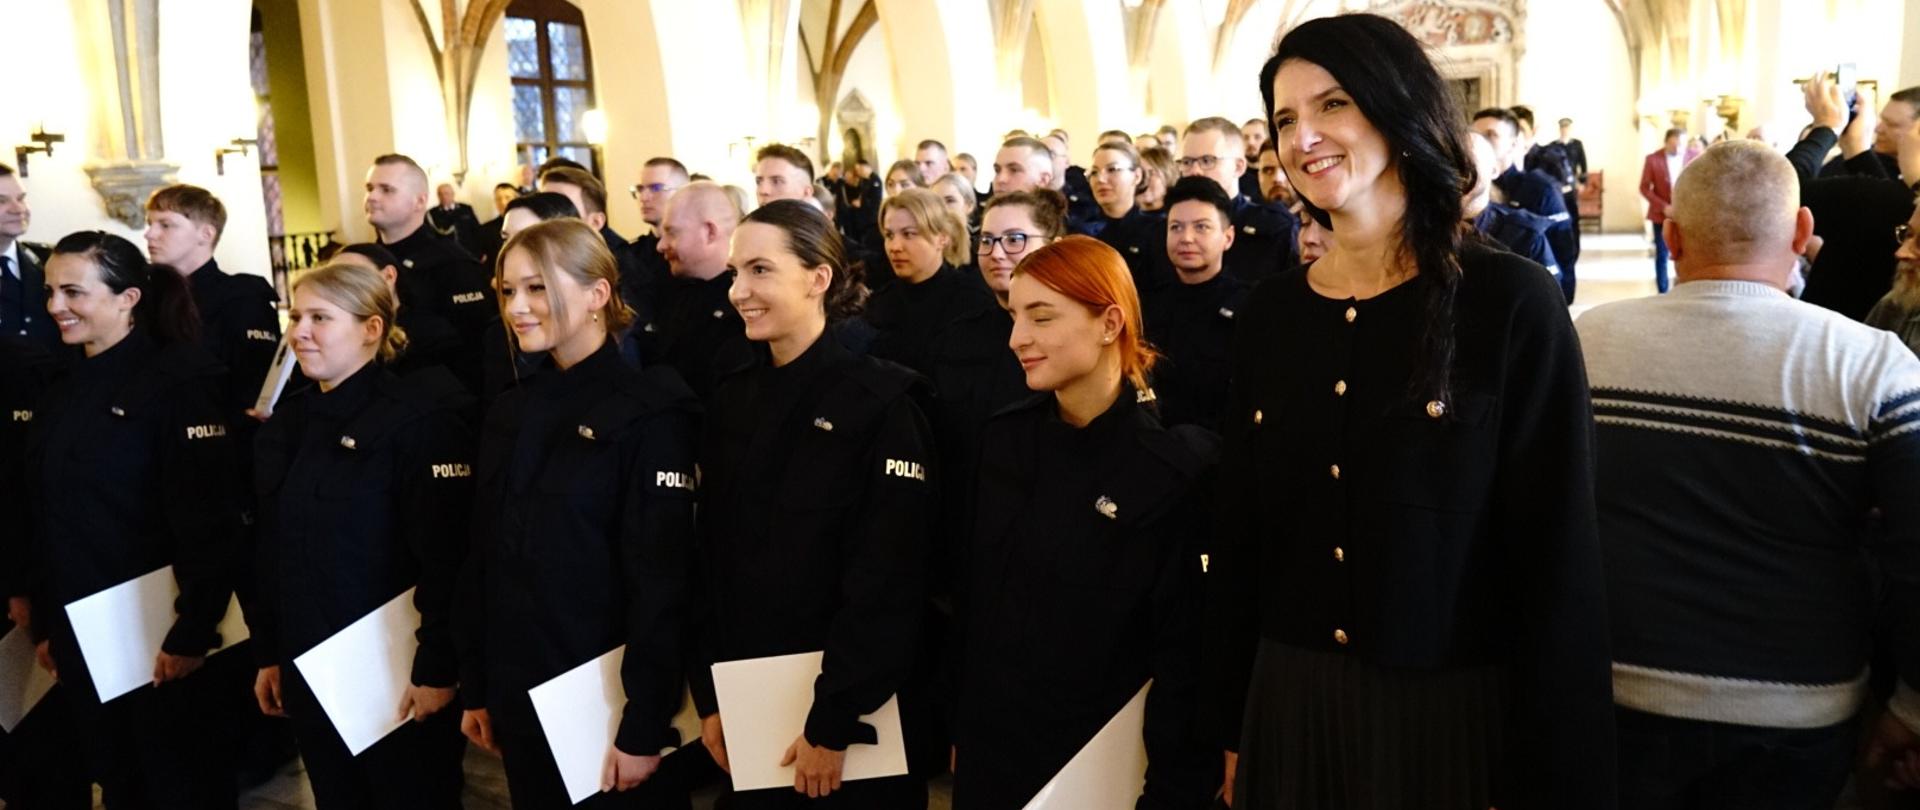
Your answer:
[1234,638,1509,810]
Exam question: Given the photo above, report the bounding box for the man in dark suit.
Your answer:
[0,164,58,350]
[1639,127,1689,294]
[1558,117,1590,183]
[426,183,483,256]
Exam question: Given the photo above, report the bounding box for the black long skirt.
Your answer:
[1234,639,1508,810]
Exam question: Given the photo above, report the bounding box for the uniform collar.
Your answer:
[309,360,380,417]
[537,338,624,398]
[761,326,846,385]
[381,222,436,254]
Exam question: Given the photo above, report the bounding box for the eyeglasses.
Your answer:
[629,183,676,198]
[1092,164,1137,178]
[1175,155,1222,172]
[978,233,1037,255]
[1899,223,1915,246]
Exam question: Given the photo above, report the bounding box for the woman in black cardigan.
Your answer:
[1207,13,1614,809]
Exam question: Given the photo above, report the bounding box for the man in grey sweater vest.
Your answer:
[1578,140,1920,808]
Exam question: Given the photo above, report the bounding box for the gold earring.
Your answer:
[592,312,600,322]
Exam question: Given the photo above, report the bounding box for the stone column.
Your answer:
[73,0,179,228]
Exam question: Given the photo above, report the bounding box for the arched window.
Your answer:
[506,0,599,175]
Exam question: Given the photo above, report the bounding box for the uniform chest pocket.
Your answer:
[1374,391,1499,511]
[533,437,623,500]
[775,430,866,514]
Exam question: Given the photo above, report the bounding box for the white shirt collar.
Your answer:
[0,241,18,278]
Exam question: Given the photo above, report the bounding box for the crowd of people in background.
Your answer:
[2,9,1920,810]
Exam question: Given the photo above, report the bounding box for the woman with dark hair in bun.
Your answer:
[692,199,934,808]
[1207,13,1611,809]
[25,231,243,808]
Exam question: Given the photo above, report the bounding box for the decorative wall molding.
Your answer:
[86,161,179,229]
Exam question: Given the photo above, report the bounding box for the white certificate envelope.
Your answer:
[253,335,298,418]
[64,566,250,703]
[0,624,55,732]
[291,588,420,755]
[1022,681,1151,810]
[710,651,908,792]
[529,644,709,804]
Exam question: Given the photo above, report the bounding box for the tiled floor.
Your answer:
[191,232,1668,810]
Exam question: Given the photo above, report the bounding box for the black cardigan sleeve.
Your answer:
[1787,127,1840,188]
[1488,262,1616,809]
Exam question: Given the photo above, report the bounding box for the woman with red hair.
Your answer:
[949,236,1216,809]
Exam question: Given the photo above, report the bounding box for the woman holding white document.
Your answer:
[949,237,1217,809]
[250,260,473,809]
[690,200,934,808]
[24,231,241,808]
[456,219,700,810]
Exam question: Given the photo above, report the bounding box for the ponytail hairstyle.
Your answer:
[981,188,1070,240]
[497,218,635,334]
[1011,235,1157,393]
[51,231,200,346]
[740,199,867,321]
[1261,13,1474,405]
[293,261,410,363]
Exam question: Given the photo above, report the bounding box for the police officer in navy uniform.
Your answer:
[27,232,243,809]
[251,261,472,809]
[693,200,934,809]
[952,236,1216,809]
[647,182,753,403]
[1466,132,1562,280]
[329,244,467,386]
[1472,109,1578,302]
[1178,118,1299,285]
[1073,143,1173,296]
[143,184,291,787]
[626,158,691,337]
[458,219,699,810]
[0,164,62,350]
[0,334,90,810]
[1144,178,1251,432]
[367,154,497,386]
[1043,132,1099,226]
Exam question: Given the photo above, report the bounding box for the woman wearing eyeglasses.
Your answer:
[1075,141,1172,296]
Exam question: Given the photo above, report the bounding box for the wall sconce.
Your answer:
[729,135,761,166]
[14,126,66,178]
[214,138,259,176]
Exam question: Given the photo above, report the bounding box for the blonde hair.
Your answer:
[878,187,969,266]
[292,261,409,363]
[497,218,635,333]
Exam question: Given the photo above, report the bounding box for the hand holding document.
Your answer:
[709,651,908,792]
[1021,681,1151,810]
[0,624,54,732]
[63,566,248,703]
[526,645,703,805]
[291,588,421,755]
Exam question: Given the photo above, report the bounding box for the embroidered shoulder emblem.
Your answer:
[185,424,227,440]
[431,463,472,479]
[884,458,926,481]
[656,470,696,491]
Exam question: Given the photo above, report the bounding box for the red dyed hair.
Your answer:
[1012,235,1157,392]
